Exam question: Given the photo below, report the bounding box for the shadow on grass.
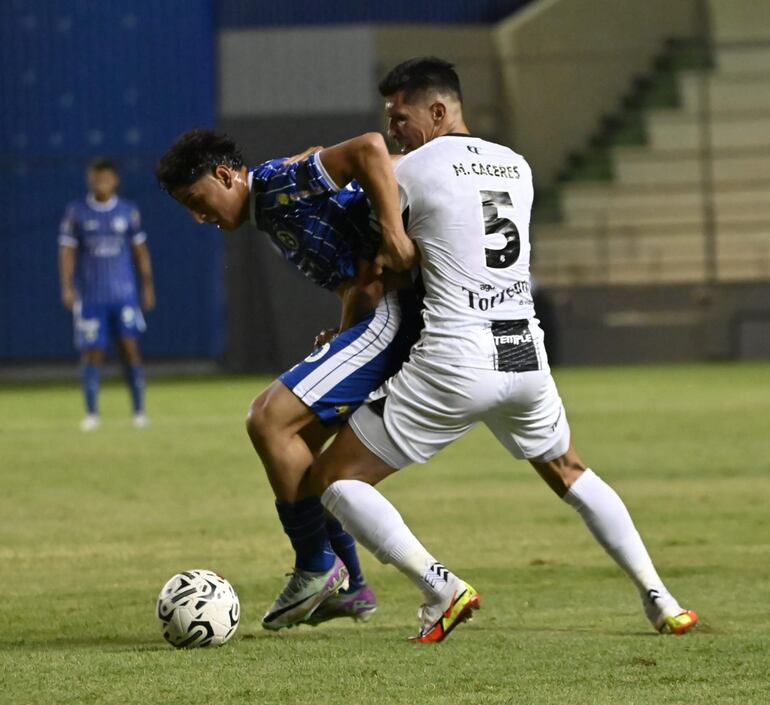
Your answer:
[2,619,710,653]
[0,634,167,652]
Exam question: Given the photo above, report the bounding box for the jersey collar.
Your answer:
[248,169,256,226]
[86,194,118,212]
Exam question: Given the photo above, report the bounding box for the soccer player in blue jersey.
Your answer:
[59,158,155,431]
[155,130,418,630]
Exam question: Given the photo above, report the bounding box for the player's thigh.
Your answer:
[280,291,405,426]
[74,302,108,353]
[247,379,318,439]
[312,421,399,492]
[116,336,141,365]
[484,369,571,462]
[298,418,336,457]
[354,356,489,468]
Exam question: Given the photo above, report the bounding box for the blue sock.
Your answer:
[125,364,145,414]
[80,363,99,414]
[326,515,365,591]
[275,497,336,573]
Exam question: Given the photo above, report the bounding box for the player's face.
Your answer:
[384,91,439,153]
[88,168,119,201]
[172,168,246,231]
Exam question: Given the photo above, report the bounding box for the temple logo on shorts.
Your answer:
[493,332,532,346]
[492,320,540,373]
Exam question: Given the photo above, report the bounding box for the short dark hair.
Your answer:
[378,57,462,104]
[155,129,244,192]
[89,157,118,174]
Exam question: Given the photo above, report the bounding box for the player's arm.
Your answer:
[58,205,78,310]
[58,244,77,311]
[314,262,384,347]
[317,133,417,273]
[336,258,385,333]
[128,207,156,311]
[132,241,156,312]
[283,145,324,164]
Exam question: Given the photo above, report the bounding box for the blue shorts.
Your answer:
[280,289,422,426]
[74,300,146,351]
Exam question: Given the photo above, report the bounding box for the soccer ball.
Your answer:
[156,569,240,648]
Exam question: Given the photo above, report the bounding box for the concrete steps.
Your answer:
[560,181,770,227]
[532,221,770,286]
[539,37,770,286]
[678,71,770,113]
[716,46,770,74]
[646,109,770,150]
[613,146,770,186]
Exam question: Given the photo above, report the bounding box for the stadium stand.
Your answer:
[525,1,770,287]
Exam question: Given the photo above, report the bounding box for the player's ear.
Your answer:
[430,102,446,123]
[214,165,232,187]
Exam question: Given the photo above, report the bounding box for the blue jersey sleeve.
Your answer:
[126,201,147,245]
[251,153,340,213]
[58,202,80,248]
[248,155,376,291]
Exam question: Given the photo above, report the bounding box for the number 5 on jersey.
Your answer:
[480,190,520,269]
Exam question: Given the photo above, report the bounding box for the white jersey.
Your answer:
[395,134,539,371]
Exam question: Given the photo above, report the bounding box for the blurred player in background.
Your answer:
[58,158,155,431]
[155,130,418,630]
[306,57,697,642]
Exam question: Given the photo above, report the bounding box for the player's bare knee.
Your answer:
[245,393,275,443]
[530,447,586,496]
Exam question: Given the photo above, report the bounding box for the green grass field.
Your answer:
[2,363,769,704]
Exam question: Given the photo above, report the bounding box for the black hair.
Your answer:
[155,129,244,192]
[378,57,462,104]
[89,157,118,174]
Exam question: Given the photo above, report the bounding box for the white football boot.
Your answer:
[643,588,698,634]
[261,557,348,631]
[79,414,100,432]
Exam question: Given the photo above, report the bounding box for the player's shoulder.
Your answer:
[62,199,86,218]
[394,136,450,171]
[396,134,518,168]
[251,158,287,179]
[116,196,140,212]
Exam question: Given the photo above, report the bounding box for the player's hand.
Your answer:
[374,229,419,274]
[283,146,324,165]
[314,327,339,348]
[61,287,76,311]
[142,285,156,312]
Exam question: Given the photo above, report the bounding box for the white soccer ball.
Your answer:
[156,569,240,648]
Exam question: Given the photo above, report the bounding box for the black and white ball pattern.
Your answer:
[157,570,240,648]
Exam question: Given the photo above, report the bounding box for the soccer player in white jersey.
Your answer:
[304,58,698,642]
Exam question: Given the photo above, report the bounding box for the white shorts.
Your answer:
[349,349,570,470]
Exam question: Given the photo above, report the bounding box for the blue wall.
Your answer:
[0,0,221,359]
[217,0,531,27]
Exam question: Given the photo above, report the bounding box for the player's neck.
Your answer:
[440,117,470,137]
[237,166,251,226]
[86,192,118,211]
[90,193,115,203]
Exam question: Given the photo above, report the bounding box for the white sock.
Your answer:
[321,479,457,601]
[563,469,675,603]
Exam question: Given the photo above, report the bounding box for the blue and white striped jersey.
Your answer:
[58,195,146,306]
[249,153,379,291]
